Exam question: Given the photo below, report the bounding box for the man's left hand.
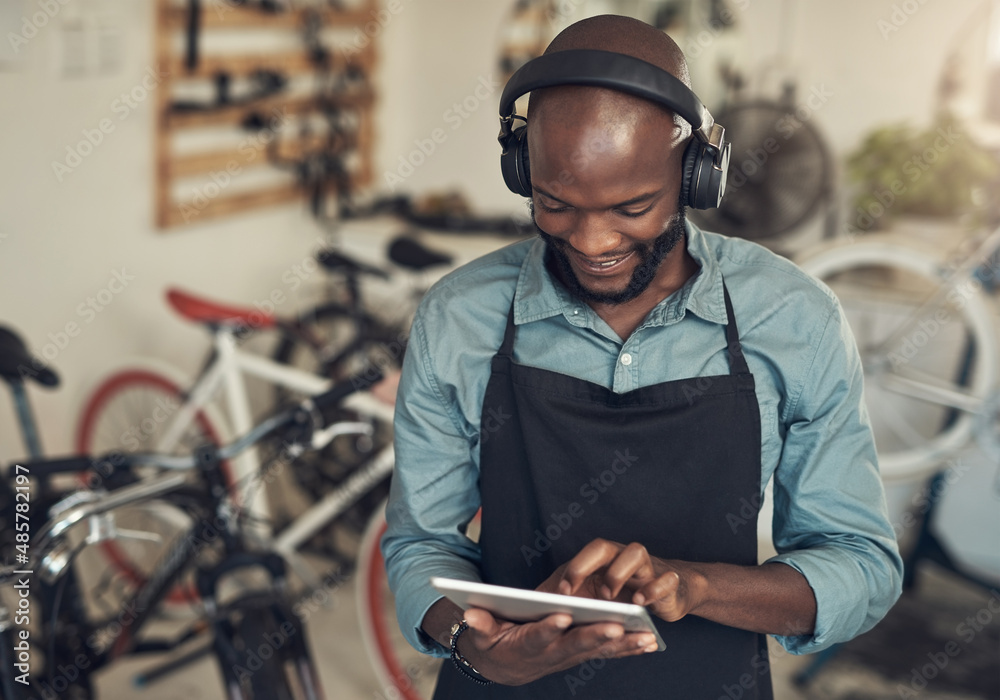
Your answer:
[540,538,708,623]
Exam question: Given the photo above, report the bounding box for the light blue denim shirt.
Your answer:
[383,222,903,658]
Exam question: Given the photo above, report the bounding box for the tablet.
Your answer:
[430,577,665,651]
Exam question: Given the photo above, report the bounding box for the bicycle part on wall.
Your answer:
[154,0,378,228]
[497,1,694,82]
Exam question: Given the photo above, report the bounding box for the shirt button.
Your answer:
[573,308,580,315]
[621,353,633,366]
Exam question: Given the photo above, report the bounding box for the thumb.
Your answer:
[464,607,498,634]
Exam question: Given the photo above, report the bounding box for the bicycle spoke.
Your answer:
[880,368,984,414]
[867,388,927,449]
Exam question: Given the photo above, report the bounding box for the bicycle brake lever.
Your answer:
[85,512,163,545]
[311,421,374,451]
[48,489,105,518]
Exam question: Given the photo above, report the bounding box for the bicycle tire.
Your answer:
[357,501,441,700]
[796,234,999,480]
[272,302,406,400]
[75,365,230,605]
[223,609,300,700]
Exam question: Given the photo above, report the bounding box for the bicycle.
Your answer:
[794,222,1000,482]
[0,324,100,699]
[1,372,377,699]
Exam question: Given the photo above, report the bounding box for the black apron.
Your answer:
[433,282,773,700]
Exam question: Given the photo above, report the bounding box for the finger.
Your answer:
[602,542,655,599]
[519,613,574,652]
[559,539,622,595]
[563,625,659,663]
[464,607,499,635]
[634,571,680,608]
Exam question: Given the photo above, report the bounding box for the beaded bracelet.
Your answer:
[449,620,495,686]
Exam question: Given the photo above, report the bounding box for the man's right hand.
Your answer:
[457,607,658,686]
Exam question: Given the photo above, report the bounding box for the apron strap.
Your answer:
[722,281,751,376]
[498,300,518,358]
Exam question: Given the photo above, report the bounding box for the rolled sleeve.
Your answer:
[381,314,484,656]
[768,303,903,655]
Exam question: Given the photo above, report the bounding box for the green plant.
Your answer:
[846,113,998,229]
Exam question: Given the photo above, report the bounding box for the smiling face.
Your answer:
[527,86,690,307]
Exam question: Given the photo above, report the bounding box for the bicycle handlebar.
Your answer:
[17,369,384,476]
[8,368,386,581]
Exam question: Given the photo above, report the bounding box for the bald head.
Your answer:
[524,15,693,201]
[544,15,690,88]
[526,16,692,151]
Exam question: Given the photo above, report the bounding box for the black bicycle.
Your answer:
[0,368,380,699]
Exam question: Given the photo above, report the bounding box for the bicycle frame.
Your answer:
[152,323,395,589]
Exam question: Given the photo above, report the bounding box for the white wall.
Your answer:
[0,0,994,466]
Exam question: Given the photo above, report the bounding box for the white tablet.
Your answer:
[431,577,665,651]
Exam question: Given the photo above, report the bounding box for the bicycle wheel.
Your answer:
[796,234,999,480]
[272,301,406,402]
[216,605,320,700]
[75,365,230,605]
[357,502,441,700]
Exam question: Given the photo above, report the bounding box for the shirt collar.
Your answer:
[513,220,728,327]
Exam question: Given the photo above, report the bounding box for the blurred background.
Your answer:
[1,1,999,698]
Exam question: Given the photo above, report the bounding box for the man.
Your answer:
[383,14,902,699]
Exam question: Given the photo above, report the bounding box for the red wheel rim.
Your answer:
[365,519,428,700]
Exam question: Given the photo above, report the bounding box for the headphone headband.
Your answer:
[496,48,730,209]
[498,49,715,149]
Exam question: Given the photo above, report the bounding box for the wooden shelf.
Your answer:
[166,42,376,79]
[165,90,374,129]
[170,133,355,177]
[154,0,378,229]
[165,183,303,228]
[161,3,377,30]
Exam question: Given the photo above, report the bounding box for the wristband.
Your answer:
[449,620,495,686]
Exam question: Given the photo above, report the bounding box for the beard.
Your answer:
[533,202,687,306]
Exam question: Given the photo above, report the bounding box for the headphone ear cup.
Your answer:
[500,124,531,197]
[680,138,699,208]
[682,137,729,210]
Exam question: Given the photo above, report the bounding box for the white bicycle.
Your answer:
[75,286,399,598]
[795,224,1000,481]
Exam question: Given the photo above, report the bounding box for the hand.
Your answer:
[457,607,659,686]
[370,368,400,405]
[553,538,708,623]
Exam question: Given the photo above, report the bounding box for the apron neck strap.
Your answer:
[499,300,518,357]
[722,281,750,375]
[499,280,749,375]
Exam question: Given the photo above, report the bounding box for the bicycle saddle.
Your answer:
[166,288,276,328]
[316,249,390,279]
[388,235,453,271]
[0,325,59,387]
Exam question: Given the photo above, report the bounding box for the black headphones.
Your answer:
[498,49,731,210]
